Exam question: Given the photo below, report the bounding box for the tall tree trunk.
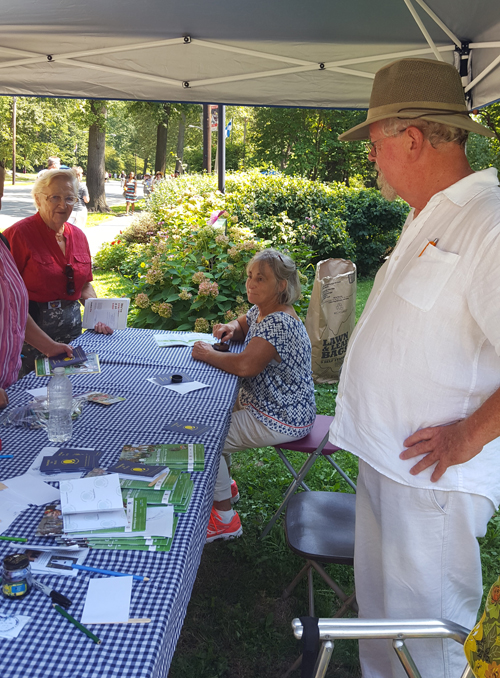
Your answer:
[155,103,171,175]
[87,100,109,212]
[175,112,186,174]
[142,156,149,176]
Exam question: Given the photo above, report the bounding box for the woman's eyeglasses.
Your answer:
[41,194,78,206]
[65,265,75,295]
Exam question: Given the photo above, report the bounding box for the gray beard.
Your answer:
[376,168,399,202]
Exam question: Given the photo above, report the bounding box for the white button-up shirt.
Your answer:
[329,168,500,505]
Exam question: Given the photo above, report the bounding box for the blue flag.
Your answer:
[225,120,232,138]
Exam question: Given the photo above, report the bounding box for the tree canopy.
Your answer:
[1,96,499,184]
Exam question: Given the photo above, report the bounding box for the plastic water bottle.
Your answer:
[47,367,73,442]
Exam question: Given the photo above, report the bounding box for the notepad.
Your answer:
[81,576,132,624]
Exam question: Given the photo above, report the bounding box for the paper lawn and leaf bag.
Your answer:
[305,259,356,383]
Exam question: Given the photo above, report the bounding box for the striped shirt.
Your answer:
[0,241,28,389]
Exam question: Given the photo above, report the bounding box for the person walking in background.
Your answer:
[124,172,138,215]
[120,170,126,188]
[37,156,60,178]
[67,166,89,229]
[143,173,153,199]
[152,171,163,189]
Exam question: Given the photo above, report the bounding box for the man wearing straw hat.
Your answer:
[329,58,500,677]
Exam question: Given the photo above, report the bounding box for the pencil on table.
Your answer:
[53,604,101,644]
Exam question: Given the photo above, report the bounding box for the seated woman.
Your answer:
[192,249,316,542]
[3,169,112,377]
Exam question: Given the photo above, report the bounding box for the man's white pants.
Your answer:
[356,460,495,678]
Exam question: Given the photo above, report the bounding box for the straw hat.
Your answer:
[339,58,493,141]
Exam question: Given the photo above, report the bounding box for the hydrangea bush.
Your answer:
[129,218,270,331]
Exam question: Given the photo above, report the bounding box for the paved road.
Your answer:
[0,180,142,255]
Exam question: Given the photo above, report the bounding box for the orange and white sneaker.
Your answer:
[230,479,240,504]
[206,507,243,543]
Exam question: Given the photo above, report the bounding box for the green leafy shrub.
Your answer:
[224,171,409,276]
[93,240,148,278]
[129,220,271,331]
[344,189,410,275]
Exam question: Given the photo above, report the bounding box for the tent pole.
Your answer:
[217,104,225,194]
[203,104,211,174]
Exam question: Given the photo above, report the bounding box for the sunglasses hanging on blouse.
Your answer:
[64,264,75,296]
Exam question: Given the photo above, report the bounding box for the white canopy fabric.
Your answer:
[0,0,499,110]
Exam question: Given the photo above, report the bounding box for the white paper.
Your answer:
[83,298,130,330]
[63,509,127,533]
[153,332,217,348]
[70,505,174,540]
[60,474,123,515]
[26,387,48,398]
[8,542,82,552]
[0,615,32,639]
[146,378,210,395]
[28,447,94,480]
[0,474,60,507]
[81,576,133,624]
[0,493,27,534]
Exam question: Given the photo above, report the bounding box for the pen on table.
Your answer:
[0,535,27,543]
[71,563,149,582]
[418,238,439,257]
[0,455,13,459]
[53,604,101,644]
[33,578,72,609]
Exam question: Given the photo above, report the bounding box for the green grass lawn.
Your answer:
[93,270,500,678]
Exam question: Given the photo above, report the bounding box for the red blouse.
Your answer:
[3,212,93,303]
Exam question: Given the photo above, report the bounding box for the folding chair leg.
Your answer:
[313,641,334,678]
[393,639,422,678]
[324,456,357,491]
[280,653,302,678]
[310,561,349,604]
[333,592,358,618]
[308,566,315,617]
[282,562,311,600]
[261,440,328,539]
[275,448,311,492]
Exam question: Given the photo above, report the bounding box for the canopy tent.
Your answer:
[0,0,499,111]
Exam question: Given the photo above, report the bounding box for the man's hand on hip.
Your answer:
[400,421,483,482]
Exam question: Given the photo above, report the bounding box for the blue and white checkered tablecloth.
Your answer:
[73,328,242,369]
[0,329,239,678]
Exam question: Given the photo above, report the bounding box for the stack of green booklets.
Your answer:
[120,443,205,472]
[120,472,194,513]
[57,497,177,552]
